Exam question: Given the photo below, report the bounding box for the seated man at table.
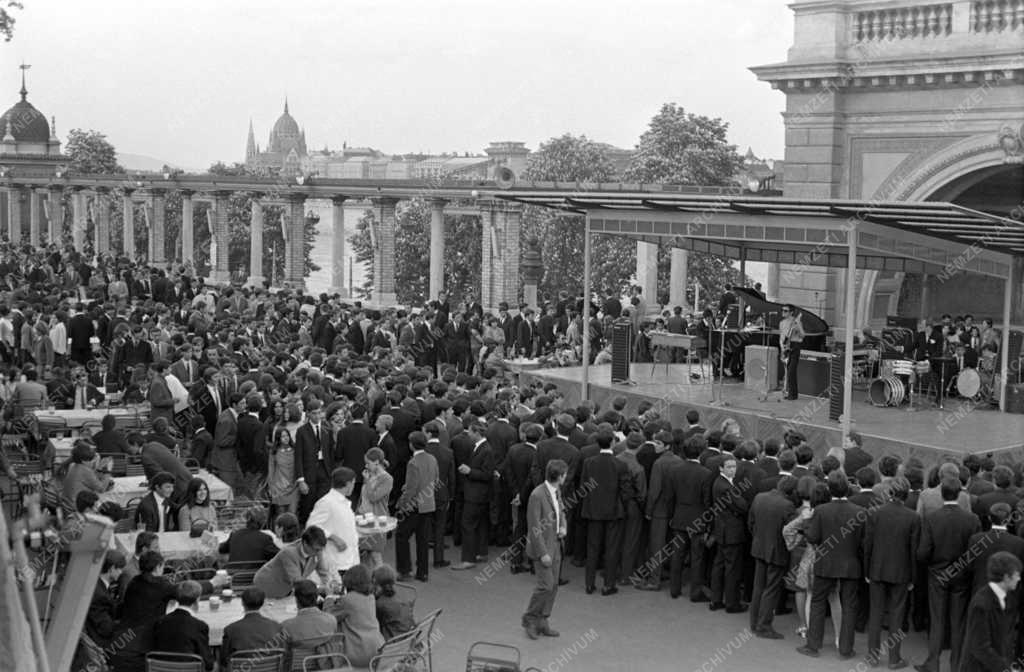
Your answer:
[134,472,180,532]
[145,416,179,452]
[128,432,191,502]
[218,505,280,564]
[253,525,335,599]
[83,549,126,651]
[118,531,159,597]
[120,550,228,626]
[220,587,284,668]
[152,580,214,671]
[93,414,130,455]
[280,579,337,644]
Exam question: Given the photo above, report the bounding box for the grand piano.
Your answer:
[709,287,830,378]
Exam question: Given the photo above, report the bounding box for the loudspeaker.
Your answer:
[744,345,779,393]
[611,320,632,384]
[1005,382,1024,414]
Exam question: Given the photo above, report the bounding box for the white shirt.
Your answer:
[306,489,359,574]
[153,492,168,533]
[165,373,189,412]
[990,581,1007,610]
[544,481,562,537]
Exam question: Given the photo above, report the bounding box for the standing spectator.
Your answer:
[708,456,749,614]
[395,432,437,582]
[959,551,1021,672]
[748,476,797,639]
[451,422,495,571]
[579,430,632,596]
[357,447,393,569]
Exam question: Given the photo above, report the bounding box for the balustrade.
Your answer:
[972,0,1024,32]
[853,3,953,41]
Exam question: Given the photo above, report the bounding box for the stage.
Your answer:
[521,363,1024,466]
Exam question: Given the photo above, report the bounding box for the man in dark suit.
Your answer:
[503,423,542,573]
[211,393,244,493]
[842,431,873,476]
[128,432,191,502]
[220,587,284,667]
[235,396,267,499]
[863,476,920,668]
[396,432,439,582]
[915,477,982,672]
[451,422,495,570]
[966,503,1024,599]
[84,550,127,650]
[170,345,200,387]
[294,400,335,524]
[516,309,536,358]
[531,414,581,561]
[152,581,214,670]
[579,432,632,595]
[465,292,484,321]
[666,437,710,601]
[487,411,518,546]
[68,305,95,365]
[973,466,1019,531]
[133,472,179,532]
[424,421,455,569]
[643,430,681,590]
[747,476,797,639]
[755,438,782,477]
[959,551,1021,672]
[798,472,866,660]
[336,404,377,503]
[522,459,568,640]
[708,456,749,613]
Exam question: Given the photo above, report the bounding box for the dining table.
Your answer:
[99,468,233,507]
[33,404,150,429]
[170,596,297,647]
[114,529,229,561]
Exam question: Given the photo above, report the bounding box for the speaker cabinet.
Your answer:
[744,345,779,393]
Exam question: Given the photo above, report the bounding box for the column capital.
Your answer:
[428,197,449,208]
[370,196,400,208]
[178,189,196,198]
[330,195,349,206]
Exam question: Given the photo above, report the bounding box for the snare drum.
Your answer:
[891,360,914,377]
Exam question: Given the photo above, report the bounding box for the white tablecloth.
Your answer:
[175,598,296,646]
[114,530,229,560]
[33,405,150,429]
[100,469,233,507]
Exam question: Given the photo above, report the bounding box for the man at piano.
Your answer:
[779,304,805,400]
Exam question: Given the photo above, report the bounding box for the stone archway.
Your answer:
[857,128,1024,326]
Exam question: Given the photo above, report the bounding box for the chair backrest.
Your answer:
[301,650,351,672]
[369,651,427,672]
[409,608,441,671]
[125,457,146,477]
[145,651,205,672]
[229,648,286,672]
[108,453,129,477]
[375,630,418,661]
[225,560,265,588]
[288,634,339,672]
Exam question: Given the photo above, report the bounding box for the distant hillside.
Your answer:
[117,152,200,173]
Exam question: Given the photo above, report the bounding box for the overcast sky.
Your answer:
[1,0,793,171]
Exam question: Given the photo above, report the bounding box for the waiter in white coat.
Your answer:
[306,466,360,581]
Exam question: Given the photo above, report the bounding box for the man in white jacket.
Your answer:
[306,466,360,581]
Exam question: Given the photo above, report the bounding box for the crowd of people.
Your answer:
[0,245,1016,672]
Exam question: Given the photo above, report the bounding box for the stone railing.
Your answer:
[971,0,1024,32]
[853,3,953,41]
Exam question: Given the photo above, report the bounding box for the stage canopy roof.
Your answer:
[494,191,1022,279]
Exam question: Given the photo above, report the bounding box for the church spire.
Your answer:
[19,62,30,102]
[246,118,257,162]
[283,96,289,115]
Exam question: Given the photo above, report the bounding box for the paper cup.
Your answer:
[209,597,220,611]
[221,589,234,600]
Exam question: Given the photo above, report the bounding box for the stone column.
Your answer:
[480,205,495,310]
[636,240,659,316]
[148,191,166,265]
[71,190,87,251]
[47,187,62,244]
[283,195,306,290]
[669,248,688,308]
[122,190,135,258]
[181,191,194,266]
[7,187,21,244]
[429,198,447,301]
[247,199,265,287]
[28,189,41,246]
[94,190,110,256]
[371,197,398,305]
[208,192,232,285]
[521,236,543,312]
[765,262,781,302]
[488,203,522,310]
[330,196,348,296]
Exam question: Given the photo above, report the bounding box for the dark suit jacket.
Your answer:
[337,421,378,480]
[864,501,920,584]
[218,528,280,564]
[141,442,192,500]
[501,442,536,506]
[531,436,579,494]
[94,428,130,455]
[666,459,710,533]
[85,579,120,648]
[152,608,213,670]
[974,488,1020,530]
[134,492,177,532]
[377,433,398,476]
[748,490,796,566]
[68,313,95,350]
[710,475,749,545]
[462,440,496,504]
[294,422,334,487]
[236,413,267,475]
[843,446,873,475]
[805,499,865,579]
[735,460,766,505]
[959,585,1016,672]
[516,319,535,356]
[918,504,982,585]
[485,420,518,467]
[756,456,780,478]
[425,439,455,506]
[580,452,632,520]
[220,612,284,667]
[967,528,1024,597]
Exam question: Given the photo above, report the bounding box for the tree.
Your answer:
[520,134,637,300]
[65,129,123,175]
[624,104,748,308]
[0,1,21,42]
[349,199,481,305]
[623,103,742,186]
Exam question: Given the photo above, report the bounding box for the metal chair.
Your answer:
[394,581,418,619]
[301,652,352,672]
[125,457,146,478]
[369,651,427,672]
[107,452,130,477]
[225,560,265,588]
[288,634,345,672]
[410,608,442,672]
[145,652,205,672]
[183,457,201,474]
[229,648,287,672]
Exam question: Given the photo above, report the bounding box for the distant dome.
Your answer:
[0,99,50,143]
[272,101,299,137]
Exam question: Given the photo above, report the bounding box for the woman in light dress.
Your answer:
[357,447,393,569]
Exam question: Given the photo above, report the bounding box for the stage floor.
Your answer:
[521,364,1024,464]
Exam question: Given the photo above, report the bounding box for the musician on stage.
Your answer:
[779,304,804,400]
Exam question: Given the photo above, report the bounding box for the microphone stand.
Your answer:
[711,307,733,407]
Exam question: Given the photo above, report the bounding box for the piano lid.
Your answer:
[733,287,829,336]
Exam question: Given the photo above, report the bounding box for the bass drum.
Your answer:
[957,368,981,400]
[868,376,906,407]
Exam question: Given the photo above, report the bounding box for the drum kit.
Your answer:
[868,357,997,410]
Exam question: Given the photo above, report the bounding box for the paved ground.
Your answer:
[381,545,939,672]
